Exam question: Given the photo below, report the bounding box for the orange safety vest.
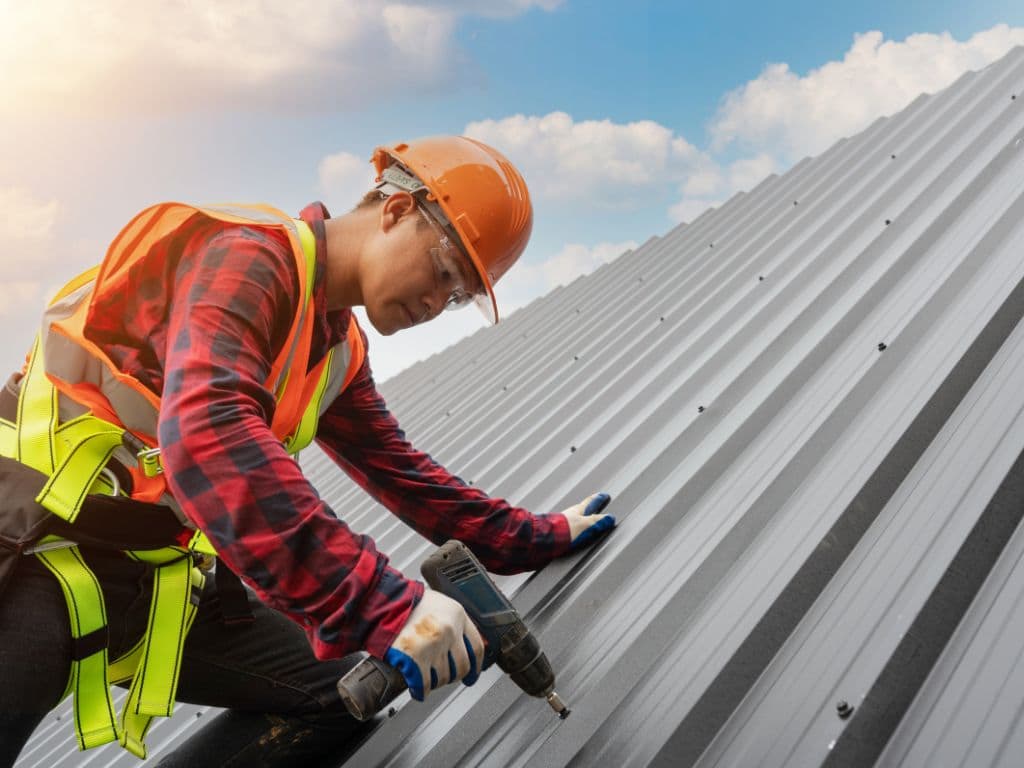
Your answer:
[0,202,366,758]
[39,202,365,516]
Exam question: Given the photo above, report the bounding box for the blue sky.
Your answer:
[1,1,1022,380]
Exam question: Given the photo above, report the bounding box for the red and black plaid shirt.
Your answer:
[84,202,570,661]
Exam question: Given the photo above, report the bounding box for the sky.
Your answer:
[1,0,1023,382]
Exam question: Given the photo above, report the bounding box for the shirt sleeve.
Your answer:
[156,224,421,661]
[315,330,572,576]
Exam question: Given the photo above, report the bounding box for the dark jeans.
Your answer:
[0,548,371,767]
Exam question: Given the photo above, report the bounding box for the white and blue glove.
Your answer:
[562,492,616,551]
[384,588,485,702]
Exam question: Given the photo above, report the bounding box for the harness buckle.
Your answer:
[137,447,163,478]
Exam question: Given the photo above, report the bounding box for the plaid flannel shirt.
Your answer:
[83,201,570,660]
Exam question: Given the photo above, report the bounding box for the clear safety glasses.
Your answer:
[418,206,483,311]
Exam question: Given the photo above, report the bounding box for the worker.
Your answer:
[0,136,615,766]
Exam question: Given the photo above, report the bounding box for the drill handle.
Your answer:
[337,654,408,722]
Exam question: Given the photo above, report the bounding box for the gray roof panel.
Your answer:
[17,44,1024,768]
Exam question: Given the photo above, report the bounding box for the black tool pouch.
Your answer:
[0,454,192,602]
[0,456,57,600]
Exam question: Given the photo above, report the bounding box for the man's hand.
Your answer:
[562,492,616,551]
[384,588,485,701]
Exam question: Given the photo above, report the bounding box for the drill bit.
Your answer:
[546,691,570,720]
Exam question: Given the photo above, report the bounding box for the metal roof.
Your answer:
[17,45,1024,767]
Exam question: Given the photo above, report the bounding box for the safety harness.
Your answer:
[0,206,364,759]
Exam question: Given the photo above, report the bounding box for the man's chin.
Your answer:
[366,306,402,336]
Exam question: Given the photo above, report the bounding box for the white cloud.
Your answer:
[668,153,779,224]
[0,188,59,242]
[459,110,782,225]
[711,25,1024,161]
[0,282,43,316]
[318,151,379,212]
[499,240,638,311]
[465,112,700,204]
[0,188,60,314]
[0,1,561,115]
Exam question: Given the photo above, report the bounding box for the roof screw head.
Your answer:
[659,316,665,322]
[573,355,579,361]
[570,445,577,453]
[697,405,705,413]
[387,707,397,718]
[793,200,799,206]
[709,243,714,248]
[1013,94,1017,100]
[759,276,765,281]
[837,700,854,719]
[885,219,892,226]
[878,342,887,351]
[502,385,508,391]
[891,154,896,159]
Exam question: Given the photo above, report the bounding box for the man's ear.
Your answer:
[379,192,417,233]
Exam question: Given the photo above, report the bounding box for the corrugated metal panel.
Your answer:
[17,46,1024,767]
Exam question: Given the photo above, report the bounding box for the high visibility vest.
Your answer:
[0,202,365,758]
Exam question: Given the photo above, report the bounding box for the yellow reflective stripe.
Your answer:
[13,340,127,522]
[50,265,99,305]
[272,220,318,401]
[295,218,317,306]
[284,348,334,454]
[34,541,119,751]
[118,555,203,759]
[16,337,58,475]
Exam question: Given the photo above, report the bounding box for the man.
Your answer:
[0,136,614,766]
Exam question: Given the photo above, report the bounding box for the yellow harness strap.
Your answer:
[118,548,205,758]
[34,537,119,750]
[3,338,211,759]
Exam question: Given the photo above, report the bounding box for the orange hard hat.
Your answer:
[371,136,533,324]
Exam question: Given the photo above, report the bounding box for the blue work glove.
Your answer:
[384,588,485,702]
[562,492,616,551]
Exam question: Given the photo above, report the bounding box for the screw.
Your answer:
[1013,94,1017,100]
[878,342,887,351]
[793,200,799,206]
[573,355,579,361]
[891,154,896,159]
[502,385,508,391]
[697,406,705,413]
[759,276,765,281]
[570,446,577,453]
[709,243,714,248]
[837,701,854,719]
[885,219,891,225]
[659,316,665,322]
[196,711,203,719]
[388,707,397,718]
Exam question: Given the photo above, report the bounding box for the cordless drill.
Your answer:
[337,539,569,721]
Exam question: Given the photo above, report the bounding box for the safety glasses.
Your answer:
[418,207,483,311]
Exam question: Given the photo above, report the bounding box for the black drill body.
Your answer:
[337,540,567,721]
